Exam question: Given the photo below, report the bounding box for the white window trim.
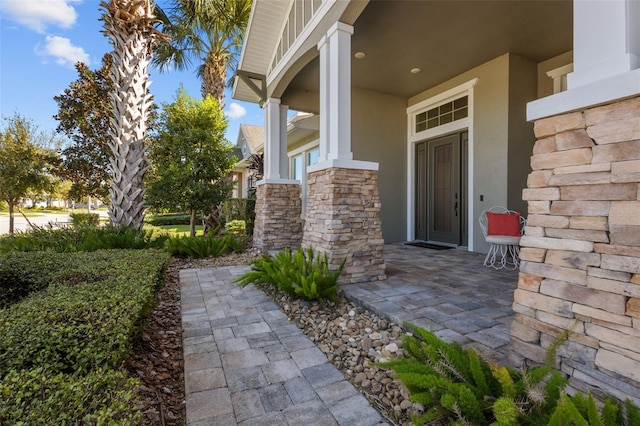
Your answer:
[406,78,478,250]
[288,139,320,217]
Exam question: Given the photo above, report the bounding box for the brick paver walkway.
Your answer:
[180,266,386,426]
[180,243,519,424]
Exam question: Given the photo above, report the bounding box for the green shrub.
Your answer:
[0,225,166,253]
[69,212,100,228]
[165,232,229,258]
[0,249,168,422]
[221,198,255,235]
[0,367,140,424]
[146,213,194,226]
[378,322,568,425]
[225,219,246,236]
[378,322,640,425]
[224,233,247,253]
[234,246,345,301]
[0,251,75,307]
[548,392,640,426]
[0,250,169,377]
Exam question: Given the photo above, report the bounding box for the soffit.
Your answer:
[234,0,292,103]
[285,0,573,102]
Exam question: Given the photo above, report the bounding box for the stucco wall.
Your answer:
[408,54,522,253]
[352,87,407,243]
[508,54,538,216]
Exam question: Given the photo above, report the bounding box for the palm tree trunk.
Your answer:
[101,0,168,230]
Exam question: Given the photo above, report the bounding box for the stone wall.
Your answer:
[303,167,386,283]
[253,182,302,251]
[510,96,640,404]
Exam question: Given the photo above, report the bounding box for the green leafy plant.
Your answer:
[165,230,229,258]
[0,367,141,424]
[233,246,345,301]
[0,224,166,253]
[225,219,246,236]
[69,212,100,228]
[548,392,640,426]
[224,233,247,253]
[377,322,569,425]
[0,249,168,422]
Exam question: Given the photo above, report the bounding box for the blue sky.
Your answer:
[0,0,264,144]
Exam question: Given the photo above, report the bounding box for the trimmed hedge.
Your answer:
[0,249,170,423]
[0,251,89,307]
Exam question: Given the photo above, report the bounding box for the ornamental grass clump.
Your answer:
[234,246,345,301]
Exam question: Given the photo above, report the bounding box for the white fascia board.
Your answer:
[527,69,640,121]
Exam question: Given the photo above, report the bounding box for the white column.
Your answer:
[327,22,353,161]
[263,97,281,180]
[279,103,289,178]
[262,98,296,184]
[311,22,378,174]
[568,0,640,89]
[317,35,329,163]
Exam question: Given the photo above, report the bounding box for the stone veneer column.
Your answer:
[510,96,640,405]
[253,182,302,252]
[303,167,386,284]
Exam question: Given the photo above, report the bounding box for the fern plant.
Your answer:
[548,393,640,426]
[377,322,569,425]
[164,233,229,258]
[233,246,345,301]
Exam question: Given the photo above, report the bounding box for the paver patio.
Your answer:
[180,243,519,424]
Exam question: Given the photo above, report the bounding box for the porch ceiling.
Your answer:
[285,0,573,106]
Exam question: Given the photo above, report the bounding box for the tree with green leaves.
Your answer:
[0,114,60,235]
[146,88,236,236]
[153,0,252,103]
[54,54,114,206]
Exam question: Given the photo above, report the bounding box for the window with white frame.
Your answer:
[289,142,319,216]
[415,96,468,133]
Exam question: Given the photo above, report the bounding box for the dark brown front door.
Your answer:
[415,132,468,245]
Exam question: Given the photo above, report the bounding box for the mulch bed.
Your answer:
[126,253,259,426]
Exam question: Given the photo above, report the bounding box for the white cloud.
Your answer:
[225,102,246,119]
[1,0,81,33]
[37,35,89,67]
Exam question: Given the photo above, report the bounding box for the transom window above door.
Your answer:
[415,96,468,133]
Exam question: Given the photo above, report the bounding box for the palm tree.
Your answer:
[153,0,251,234]
[100,0,169,230]
[153,0,252,105]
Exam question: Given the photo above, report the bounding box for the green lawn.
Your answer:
[144,223,205,238]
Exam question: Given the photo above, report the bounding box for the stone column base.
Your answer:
[303,167,386,283]
[253,182,302,252]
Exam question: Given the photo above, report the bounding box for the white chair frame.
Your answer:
[479,207,525,270]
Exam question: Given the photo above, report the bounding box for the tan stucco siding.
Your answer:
[352,87,407,243]
[508,54,538,217]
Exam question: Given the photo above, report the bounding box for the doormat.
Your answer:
[405,241,454,250]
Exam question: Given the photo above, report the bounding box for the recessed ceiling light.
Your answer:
[410,67,421,74]
[354,51,366,59]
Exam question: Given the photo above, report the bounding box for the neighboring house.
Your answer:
[231,123,264,198]
[232,0,640,404]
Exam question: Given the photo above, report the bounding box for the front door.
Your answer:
[415,132,468,245]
